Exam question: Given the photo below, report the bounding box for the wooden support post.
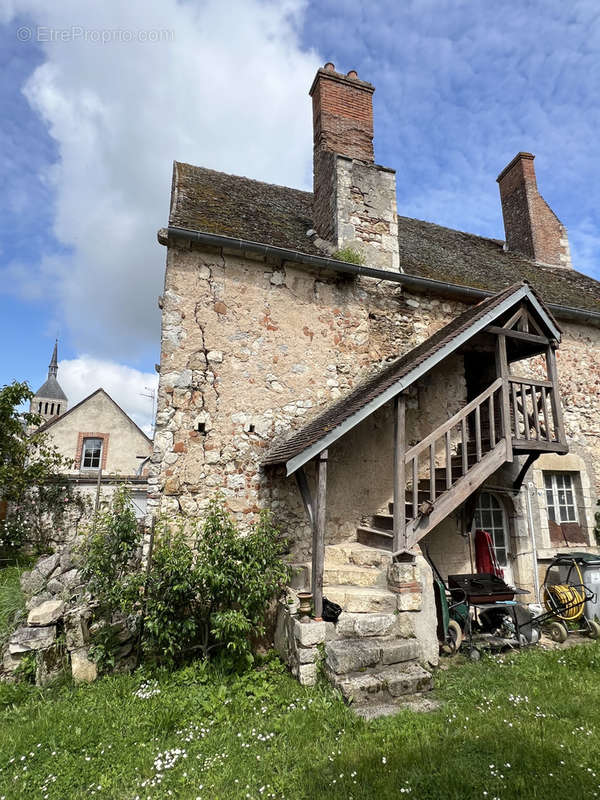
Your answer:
[495,334,513,463]
[546,344,566,446]
[393,394,406,553]
[312,450,328,620]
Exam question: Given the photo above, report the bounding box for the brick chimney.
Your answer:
[309,64,399,272]
[496,152,572,269]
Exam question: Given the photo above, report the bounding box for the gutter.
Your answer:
[165,226,600,328]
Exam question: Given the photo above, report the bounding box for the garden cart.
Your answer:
[528,553,600,643]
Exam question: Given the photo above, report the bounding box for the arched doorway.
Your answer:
[474,491,513,585]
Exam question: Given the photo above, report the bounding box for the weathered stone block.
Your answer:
[36,645,65,687]
[46,578,64,595]
[9,625,56,654]
[64,610,90,650]
[387,562,419,589]
[26,591,52,611]
[27,599,64,627]
[298,663,318,686]
[380,639,420,665]
[386,663,433,697]
[395,587,422,612]
[61,568,81,590]
[20,569,45,598]
[36,553,61,580]
[297,647,318,664]
[71,649,98,684]
[325,639,381,674]
[336,612,399,638]
[293,619,334,647]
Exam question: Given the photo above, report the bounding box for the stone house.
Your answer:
[32,346,153,520]
[149,63,600,699]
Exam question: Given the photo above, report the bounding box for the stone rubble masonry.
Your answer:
[1,543,135,686]
[333,156,399,272]
[27,599,64,627]
[150,238,599,624]
[149,242,471,557]
[497,152,572,269]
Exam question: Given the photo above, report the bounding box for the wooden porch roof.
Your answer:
[262,281,560,475]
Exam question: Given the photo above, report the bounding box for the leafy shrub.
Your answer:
[80,486,142,611]
[79,492,289,669]
[0,381,88,557]
[141,499,290,666]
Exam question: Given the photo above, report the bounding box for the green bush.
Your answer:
[141,499,290,666]
[79,492,289,669]
[0,381,88,557]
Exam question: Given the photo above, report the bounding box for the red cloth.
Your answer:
[475,529,504,578]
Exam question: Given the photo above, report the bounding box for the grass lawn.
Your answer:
[1,642,600,800]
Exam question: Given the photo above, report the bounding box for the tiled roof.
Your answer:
[263,282,552,470]
[34,375,67,401]
[170,162,321,255]
[169,163,600,313]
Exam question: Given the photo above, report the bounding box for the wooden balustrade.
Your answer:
[402,378,503,531]
[508,376,559,444]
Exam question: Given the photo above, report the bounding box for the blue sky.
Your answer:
[1,0,599,429]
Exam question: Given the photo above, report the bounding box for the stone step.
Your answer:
[335,612,409,639]
[323,584,397,613]
[356,526,394,551]
[325,637,420,674]
[325,542,392,568]
[329,662,433,703]
[323,564,386,587]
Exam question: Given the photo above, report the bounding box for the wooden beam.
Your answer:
[495,335,513,463]
[312,450,328,620]
[485,325,550,346]
[295,467,314,530]
[502,307,524,330]
[512,453,540,493]
[546,344,567,445]
[393,394,406,552]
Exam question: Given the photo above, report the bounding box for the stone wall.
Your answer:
[149,241,467,553]
[1,545,136,686]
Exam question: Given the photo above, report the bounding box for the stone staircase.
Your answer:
[294,540,433,714]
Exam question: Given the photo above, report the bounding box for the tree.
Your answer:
[0,381,86,556]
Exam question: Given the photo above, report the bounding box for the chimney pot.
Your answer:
[346,69,358,78]
[324,62,335,71]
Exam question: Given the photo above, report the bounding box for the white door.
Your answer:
[474,491,513,585]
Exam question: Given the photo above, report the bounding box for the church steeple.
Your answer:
[48,340,58,378]
[31,341,68,424]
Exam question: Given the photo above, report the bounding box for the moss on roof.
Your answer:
[169,163,600,313]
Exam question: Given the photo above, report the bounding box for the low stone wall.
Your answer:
[1,546,136,686]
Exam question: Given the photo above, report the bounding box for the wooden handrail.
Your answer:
[508,376,553,389]
[404,377,502,463]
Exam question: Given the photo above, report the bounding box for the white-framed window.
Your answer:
[544,472,578,524]
[81,437,103,469]
[474,491,509,567]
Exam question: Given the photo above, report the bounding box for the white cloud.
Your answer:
[4,0,319,359]
[58,356,158,435]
